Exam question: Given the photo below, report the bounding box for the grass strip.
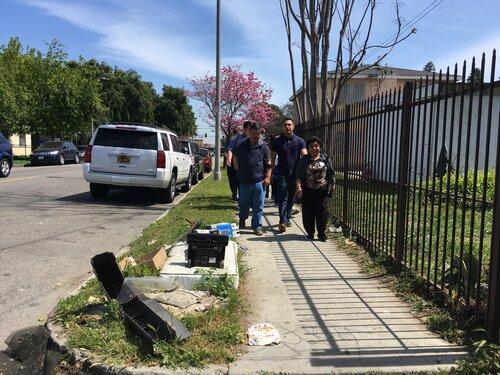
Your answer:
[53,172,248,368]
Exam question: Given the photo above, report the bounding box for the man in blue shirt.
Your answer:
[271,117,307,233]
[233,123,272,236]
[226,121,251,201]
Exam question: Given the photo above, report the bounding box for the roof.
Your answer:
[290,64,462,100]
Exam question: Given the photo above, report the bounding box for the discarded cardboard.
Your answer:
[118,247,167,272]
[247,323,281,346]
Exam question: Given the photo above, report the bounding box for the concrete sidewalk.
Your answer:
[232,202,467,374]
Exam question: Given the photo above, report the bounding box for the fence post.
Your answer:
[394,82,414,271]
[487,115,500,342]
[343,105,351,229]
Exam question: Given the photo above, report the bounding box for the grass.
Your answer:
[329,171,494,309]
[13,155,31,166]
[53,172,248,369]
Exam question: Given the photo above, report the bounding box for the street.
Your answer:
[0,164,175,350]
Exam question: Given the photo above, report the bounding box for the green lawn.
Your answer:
[54,172,248,369]
[13,155,31,166]
[329,171,494,307]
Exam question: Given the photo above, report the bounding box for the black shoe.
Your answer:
[318,236,327,242]
[231,195,238,201]
[239,219,246,229]
[306,233,314,240]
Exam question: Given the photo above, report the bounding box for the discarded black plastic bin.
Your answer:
[90,252,191,347]
[186,221,228,268]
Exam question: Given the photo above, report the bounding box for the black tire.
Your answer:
[159,173,176,203]
[192,168,199,185]
[0,157,11,178]
[58,154,65,165]
[181,169,192,192]
[74,153,80,164]
[90,183,109,199]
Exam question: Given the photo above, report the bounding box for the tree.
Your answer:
[188,65,275,138]
[467,67,482,83]
[266,103,295,136]
[423,61,436,72]
[280,0,416,125]
[155,85,196,136]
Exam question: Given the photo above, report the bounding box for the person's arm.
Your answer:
[233,155,239,171]
[271,150,277,170]
[227,150,233,167]
[300,147,307,157]
[295,158,306,197]
[263,145,272,186]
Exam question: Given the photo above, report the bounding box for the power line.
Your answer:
[364,0,445,62]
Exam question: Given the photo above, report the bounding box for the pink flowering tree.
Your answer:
[187,65,276,138]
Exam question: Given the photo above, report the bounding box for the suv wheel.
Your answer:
[182,169,192,192]
[160,173,176,203]
[58,154,65,165]
[192,168,199,185]
[0,158,11,178]
[90,183,109,199]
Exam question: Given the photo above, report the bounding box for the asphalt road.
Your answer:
[0,163,180,351]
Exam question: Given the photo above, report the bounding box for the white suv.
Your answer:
[83,123,193,202]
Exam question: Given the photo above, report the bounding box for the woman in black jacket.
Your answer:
[295,137,335,241]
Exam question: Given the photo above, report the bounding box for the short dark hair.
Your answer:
[249,123,262,132]
[306,136,322,148]
[243,120,253,129]
[282,117,294,124]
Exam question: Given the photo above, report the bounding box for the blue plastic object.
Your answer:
[212,222,233,237]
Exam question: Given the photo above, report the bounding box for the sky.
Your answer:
[1,0,499,141]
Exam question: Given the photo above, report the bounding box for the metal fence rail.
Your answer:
[299,51,500,341]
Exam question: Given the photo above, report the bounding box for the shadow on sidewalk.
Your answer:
[261,215,466,370]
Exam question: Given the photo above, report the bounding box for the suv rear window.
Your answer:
[94,128,158,150]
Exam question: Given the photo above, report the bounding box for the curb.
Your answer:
[45,174,231,374]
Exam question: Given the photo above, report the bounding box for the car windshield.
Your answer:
[40,142,62,149]
[93,128,158,150]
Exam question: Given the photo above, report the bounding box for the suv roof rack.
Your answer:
[109,122,171,132]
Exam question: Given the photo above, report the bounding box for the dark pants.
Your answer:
[302,187,328,239]
[227,165,239,198]
[275,174,296,224]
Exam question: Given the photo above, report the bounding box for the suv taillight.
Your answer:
[157,150,166,168]
[84,145,92,163]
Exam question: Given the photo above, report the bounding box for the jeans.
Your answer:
[275,175,296,224]
[239,182,265,229]
[302,187,328,238]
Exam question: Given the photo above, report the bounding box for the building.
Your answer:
[292,65,439,122]
[8,133,32,157]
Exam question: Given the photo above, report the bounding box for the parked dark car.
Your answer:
[182,140,204,184]
[30,141,80,165]
[0,132,13,178]
[200,148,212,172]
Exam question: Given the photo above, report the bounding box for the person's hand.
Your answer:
[295,186,302,198]
[263,177,271,186]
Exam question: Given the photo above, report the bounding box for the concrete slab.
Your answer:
[160,241,239,289]
[229,205,468,374]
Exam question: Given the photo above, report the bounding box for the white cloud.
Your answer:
[23,0,214,79]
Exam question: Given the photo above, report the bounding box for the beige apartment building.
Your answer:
[292,65,435,121]
[8,133,32,156]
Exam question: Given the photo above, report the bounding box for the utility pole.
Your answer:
[213,0,222,181]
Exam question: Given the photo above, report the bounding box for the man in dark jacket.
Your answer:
[271,118,307,233]
[233,123,272,236]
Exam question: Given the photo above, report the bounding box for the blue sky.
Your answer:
[1,0,499,139]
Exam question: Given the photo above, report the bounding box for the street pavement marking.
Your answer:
[0,176,40,184]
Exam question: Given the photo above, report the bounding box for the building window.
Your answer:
[19,134,26,146]
[339,83,364,104]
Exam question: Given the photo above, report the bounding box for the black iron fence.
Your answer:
[298,51,500,341]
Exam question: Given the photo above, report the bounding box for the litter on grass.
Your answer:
[247,323,281,346]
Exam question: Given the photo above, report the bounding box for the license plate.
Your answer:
[38,156,44,160]
[117,154,130,164]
